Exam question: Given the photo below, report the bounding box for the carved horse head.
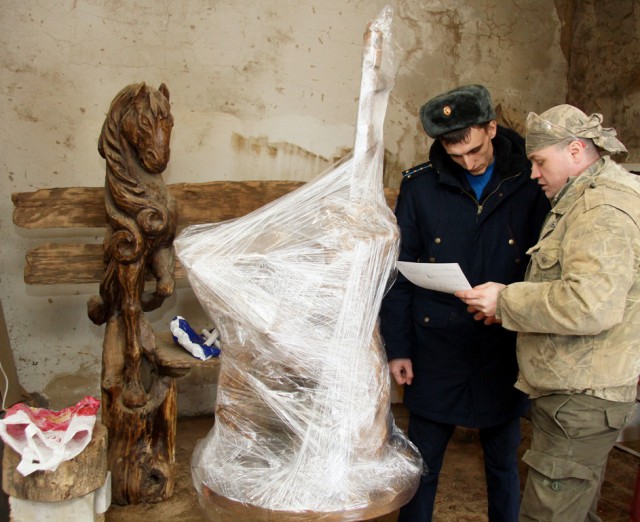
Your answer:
[120,83,173,174]
[98,82,174,184]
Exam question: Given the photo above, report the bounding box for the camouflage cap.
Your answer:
[525,104,627,156]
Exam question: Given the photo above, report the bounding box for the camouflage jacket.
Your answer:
[497,157,640,401]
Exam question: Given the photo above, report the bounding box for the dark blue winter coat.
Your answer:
[379,126,550,428]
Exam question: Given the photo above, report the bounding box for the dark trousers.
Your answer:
[398,413,521,522]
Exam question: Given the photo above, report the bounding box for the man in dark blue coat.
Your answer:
[379,85,549,521]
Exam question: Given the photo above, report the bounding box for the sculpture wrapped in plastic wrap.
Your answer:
[175,6,423,521]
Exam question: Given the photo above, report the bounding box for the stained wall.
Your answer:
[1,0,572,412]
[566,0,640,162]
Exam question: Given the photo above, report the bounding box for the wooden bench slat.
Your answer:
[171,180,306,225]
[25,243,105,285]
[155,331,220,370]
[13,180,309,229]
[24,243,188,285]
[12,187,106,229]
[15,181,399,285]
[13,181,398,229]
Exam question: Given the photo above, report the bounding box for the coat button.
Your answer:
[508,239,515,245]
[435,237,442,244]
[423,316,430,323]
[429,257,436,262]
[551,481,561,491]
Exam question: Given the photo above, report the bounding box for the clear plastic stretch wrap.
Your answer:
[174,6,423,521]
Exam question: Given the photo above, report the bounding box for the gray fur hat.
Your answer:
[419,84,496,139]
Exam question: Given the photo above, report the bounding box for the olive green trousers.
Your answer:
[520,393,635,522]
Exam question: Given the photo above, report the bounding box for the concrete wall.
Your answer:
[566,0,640,162]
[1,0,569,413]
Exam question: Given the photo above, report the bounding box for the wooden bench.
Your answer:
[12,179,399,504]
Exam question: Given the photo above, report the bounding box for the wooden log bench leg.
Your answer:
[2,422,110,521]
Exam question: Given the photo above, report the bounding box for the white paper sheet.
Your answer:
[397,261,471,294]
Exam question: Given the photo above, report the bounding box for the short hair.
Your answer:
[439,121,493,146]
[556,136,601,158]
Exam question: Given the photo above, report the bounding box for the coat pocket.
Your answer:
[527,237,562,280]
[606,403,636,430]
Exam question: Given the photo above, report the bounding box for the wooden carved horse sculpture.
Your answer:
[88,82,178,504]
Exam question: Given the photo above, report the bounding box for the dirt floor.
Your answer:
[105,404,638,522]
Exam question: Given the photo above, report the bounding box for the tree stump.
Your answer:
[2,423,108,502]
[2,422,110,521]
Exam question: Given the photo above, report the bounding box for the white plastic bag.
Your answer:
[0,395,100,476]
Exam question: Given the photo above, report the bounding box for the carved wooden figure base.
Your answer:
[101,317,177,505]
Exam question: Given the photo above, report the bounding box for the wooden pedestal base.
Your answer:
[198,482,418,522]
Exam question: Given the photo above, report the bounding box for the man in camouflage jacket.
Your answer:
[457,104,640,521]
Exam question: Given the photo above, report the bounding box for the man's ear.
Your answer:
[567,139,586,162]
[487,120,498,139]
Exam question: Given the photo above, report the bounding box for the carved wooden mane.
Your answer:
[90,82,177,326]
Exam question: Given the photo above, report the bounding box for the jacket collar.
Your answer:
[429,126,525,190]
[550,157,607,214]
